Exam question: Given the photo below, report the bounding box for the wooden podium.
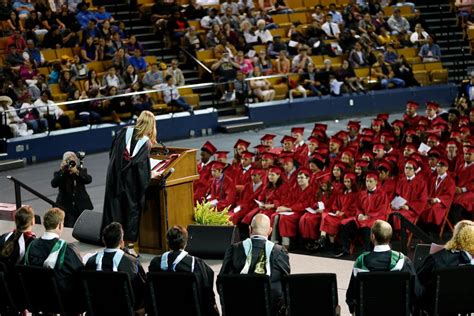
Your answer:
[138,147,199,254]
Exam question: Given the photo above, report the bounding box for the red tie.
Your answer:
[436,177,442,188]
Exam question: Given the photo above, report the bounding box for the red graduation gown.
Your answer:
[274,185,315,238]
[392,175,428,229]
[229,181,264,225]
[453,162,474,212]
[294,142,309,166]
[194,161,212,203]
[341,188,390,228]
[421,174,456,225]
[233,165,252,186]
[380,178,397,202]
[320,190,358,235]
[403,113,421,127]
[242,183,289,225]
[209,175,236,211]
[281,169,298,189]
[299,191,335,240]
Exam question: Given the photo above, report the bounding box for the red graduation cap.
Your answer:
[372,119,384,127]
[319,173,332,183]
[291,127,305,135]
[341,148,355,158]
[466,146,474,154]
[373,143,385,151]
[355,159,370,168]
[377,113,389,121]
[315,147,329,156]
[313,123,328,132]
[460,126,471,134]
[268,166,283,175]
[210,161,226,170]
[405,158,419,170]
[361,151,374,160]
[215,151,229,159]
[377,160,393,173]
[201,141,217,155]
[427,149,442,158]
[406,101,419,109]
[450,131,461,138]
[310,153,325,164]
[335,130,349,140]
[466,136,474,146]
[427,133,440,142]
[392,120,405,128]
[459,116,469,125]
[241,151,255,159]
[360,135,374,143]
[404,144,417,152]
[366,172,379,180]
[381,132,395,143]
[261,152,277,160]
[344,172,356,182]
[234,139,251,149]
[298,168,311,177]
[437,157,449,166]
[333,161,347,172]
[426,101,440,110]
[347,120,361,130]
[279,153,294,164]
[329,137,343,147]
[405,129,417,137]
[250,167,266,177]
[260,134,276,142]
[307,136,319,144]
[254,144,269,153]
[362,128,375,136]
[281,135,296,144]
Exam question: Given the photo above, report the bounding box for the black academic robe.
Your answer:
[102,127,151,242]
[346,249,420,314]
[85,250,146,309]
[416,249,472,311]
[149,251,219,316]
[23,237,84,310]
[51,167,93,227]
[219,237,291,315]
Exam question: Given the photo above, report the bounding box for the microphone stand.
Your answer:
[158,168,174,243]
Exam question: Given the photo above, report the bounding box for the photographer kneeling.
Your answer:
[51,151,93,227]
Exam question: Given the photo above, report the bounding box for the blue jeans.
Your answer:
[170,97,191,111]
[26,118,48,133]
[381,78,405,89]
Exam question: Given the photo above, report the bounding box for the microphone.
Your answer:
[157,140,169,156]
[162,167,175,181]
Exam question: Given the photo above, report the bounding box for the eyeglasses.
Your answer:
[405,166,414,170]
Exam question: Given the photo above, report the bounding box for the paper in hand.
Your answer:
[233,205,241,213]
[279,211,294,216]
[418,142,431,154]
[254,199,264,207]
[305,207,317,214]
[391,196,407,210]
[317,201,325,210]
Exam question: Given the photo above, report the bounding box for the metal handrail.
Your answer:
[392,212,434,255]
[6,175,65,211]
[179,47,213,75]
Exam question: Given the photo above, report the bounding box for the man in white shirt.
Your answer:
[159,75,194,114]
[410,23,429,46]
[200,8,222,29]
[322,13,341,39]
[33,91,70,130]
[255,19,273,44]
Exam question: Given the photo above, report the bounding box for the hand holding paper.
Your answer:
[391,196,408,210]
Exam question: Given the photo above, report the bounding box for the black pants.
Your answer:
[340,220,371,253]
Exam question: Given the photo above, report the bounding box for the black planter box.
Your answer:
[185,224,240,259]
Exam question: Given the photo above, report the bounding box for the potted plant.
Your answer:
[185,201,239,259]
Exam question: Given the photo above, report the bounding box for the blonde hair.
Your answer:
[44,208,65,231]
[135,110,157,144]
[445,220,474,255]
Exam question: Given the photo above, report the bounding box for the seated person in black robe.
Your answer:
[84,222,146,313]
[417,220,474,311]
[346,220,420,314]
[23,208,84,312]
[0,206,36,312]
[219,214,291,315]
[149,225,219,316]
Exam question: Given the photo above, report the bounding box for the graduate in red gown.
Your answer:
[301,136,321,167]
[271,168,315,248]
[229,168,266,225]
[260,152,277,170]
[194,141,217,203]
[331,161,346,193]
[420,158,456,227]
[451,146,474,223]
[280,154,298,189]
[291,127,309,166]
[308,154,328,186]
[372,143,386,169]
[242,166,289,225]
[347,120,361,146]
[377,160,397,201]
[316,172,358,251]
[446,139,464,173]
[233,151,255,187]
[337,172,391,256]
[403,101,421,127]
[261,134,281,154]
[328,137,343,161]
[299,174,335,245]
[391,158,428,230]
[215,151,236,181]
[232,139,251,167]
[207,161,236,211]
[392,119,405,149]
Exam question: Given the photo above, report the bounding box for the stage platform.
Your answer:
[0,220,355,316]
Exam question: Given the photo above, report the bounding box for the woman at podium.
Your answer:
[102,110,157,250]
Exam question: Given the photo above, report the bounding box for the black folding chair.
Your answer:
[217,274,272,316]
[80,270,135,316]
[283,273,339,316]
[412,244,431,270]
[16,264,68,315]
[356,271,412,316]
[146,272,201,316]
[431,265,474,316]
[0,262,18,315]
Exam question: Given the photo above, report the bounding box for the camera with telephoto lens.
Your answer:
[66,159,76,170]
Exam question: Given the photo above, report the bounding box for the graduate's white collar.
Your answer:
[42,231,60,240]
[373,244,391,252]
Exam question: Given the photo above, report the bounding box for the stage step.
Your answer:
[0,159,25,172]
[219,120,265,133]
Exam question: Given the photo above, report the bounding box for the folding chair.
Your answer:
[356,271,412,316]
[217,274,272,316]
[146,272,201,316]
[283,273,339,316]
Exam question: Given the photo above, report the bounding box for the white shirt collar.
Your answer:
[42,231,60,240]
[406,175,415,181]
[437,173,447,180]
[104,248,121,252]
[251,234,268,240]
[243,164,251,171]
[373,244,391,252]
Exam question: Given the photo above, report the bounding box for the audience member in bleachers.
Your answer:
[0,206,36,266]
[142,63,164,89]
[84,222,146,314]
[418,36,441,62]
[33,91,70,129]
[373,53,405,89]
[166,59,186,87]
[345,220,420,314]
[322,13,341,40]
[23,208,84,311]
[76,1,96,29]
[220,214,290,315]
[149,225,219,316]
[128,48,148,73]
[0,95,33,136]
[417,220,474,310]
[250,66,276,102]
[160,74,194,114]
[20,94,48,133]
[387,8,411,35]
